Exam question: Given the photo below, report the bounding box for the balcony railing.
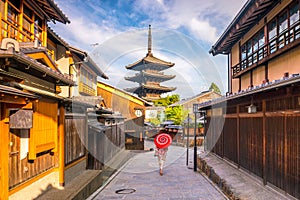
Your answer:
[232,21,300,77]
[79,82,96,96]
[0,15,43,44]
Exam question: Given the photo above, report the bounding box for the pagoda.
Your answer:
[124,25,176,102]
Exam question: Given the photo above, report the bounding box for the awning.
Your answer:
[0,84,39,99]
[11,82,63,100]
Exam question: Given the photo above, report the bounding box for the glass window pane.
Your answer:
[268,20,277,40]
[279,12,288,33]
[290,3,299,26]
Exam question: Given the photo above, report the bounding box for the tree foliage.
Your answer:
[153,94,180,107]
[209,82,221,94]
[148,118,161,126]
[165,106,189,125]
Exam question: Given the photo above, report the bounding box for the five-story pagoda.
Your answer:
[124,25,176,102]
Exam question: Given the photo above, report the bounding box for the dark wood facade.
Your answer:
[203,84,300,198]
[204,1,300,198]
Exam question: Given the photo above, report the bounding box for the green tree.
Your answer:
[148,118,161,126]
[209,82,221,94]
[153,94,180,107]
[165,106,189,125]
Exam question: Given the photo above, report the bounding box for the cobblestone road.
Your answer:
[88,142,227,200]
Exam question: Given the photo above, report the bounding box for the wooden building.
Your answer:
[97,81,152,150]
[0,0,77,199]
[200,0,300,198]
[124,25,176,102]
[46,27,111,188]
[170,90,222,114]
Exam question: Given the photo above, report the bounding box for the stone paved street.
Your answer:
[87,142,227,200]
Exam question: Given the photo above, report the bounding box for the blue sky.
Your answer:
[51,0,247,99]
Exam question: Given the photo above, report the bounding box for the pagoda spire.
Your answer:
[147,24,152,56]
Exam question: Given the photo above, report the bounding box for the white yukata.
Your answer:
[156,147,168,170]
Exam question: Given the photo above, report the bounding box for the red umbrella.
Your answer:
[154,133,172,149]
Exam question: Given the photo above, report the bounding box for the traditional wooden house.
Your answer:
[170,91,222,114]
[124,25,176,102]
[0,0,78,199]
[97,81,152,150]
[200,0,300,198]
[47,29,110,186]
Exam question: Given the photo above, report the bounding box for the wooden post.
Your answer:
[85,111,89,169]
[283,114,287,191]
[237,105,240,168]
[0,103,9,200]
[262,100,267,185]
[58,104,65,186]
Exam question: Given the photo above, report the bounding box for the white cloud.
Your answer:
[51,0,246,97]
[189,18,218,43]
[133,0,247,43]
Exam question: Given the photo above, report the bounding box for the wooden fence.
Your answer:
[206,94,300,199]
[87,123,125,170]
[64,114,87,165]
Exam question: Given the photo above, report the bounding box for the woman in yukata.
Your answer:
[154,129,172,176]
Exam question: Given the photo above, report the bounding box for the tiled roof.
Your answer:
[0,48,75,86]
[125,84,176,93]
[47,28,69,47]
[20,45,59,71]
[69,46,109,79]
[98,81,153,106]
[169,90,219,107]
[125,70,175,82]
[198,73,300,109]
[35,0,70,24]
[210,0,280,55]
[126,53,175,71]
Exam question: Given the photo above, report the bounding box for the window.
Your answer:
[289,2,300,42]
[290,3,299,26]
[278,12,288,33]
[241,45,247,70]
[240,28,265,69]
[268,19,277,40]
[237,1,300,75]
[0,0,5,18]
[268,19,277,53]
[278,11,288,48]
[23,5,33,41]
[258,30,265,60]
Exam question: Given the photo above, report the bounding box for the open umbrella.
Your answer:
[154,133,172,149]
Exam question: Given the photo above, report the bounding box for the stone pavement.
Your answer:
[87,142,227,200]
[198,152,293,200]
[36,140,295,200]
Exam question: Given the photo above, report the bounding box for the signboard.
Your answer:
[9,109,33,129]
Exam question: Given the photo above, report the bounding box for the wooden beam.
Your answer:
[0,103,9,200]
[262,100,267,185]
[58,104,65,186]
[236,105,240,168]
[283,114,287,191]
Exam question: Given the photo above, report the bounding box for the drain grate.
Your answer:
[115,188,136,194]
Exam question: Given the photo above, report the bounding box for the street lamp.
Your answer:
[193,104,199,172]
[184,114,191,166]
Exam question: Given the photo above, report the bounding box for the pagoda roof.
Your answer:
[125,53,175,71]
[124,84,176,94]
[125,70,176,83]
[143,96,161,101]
